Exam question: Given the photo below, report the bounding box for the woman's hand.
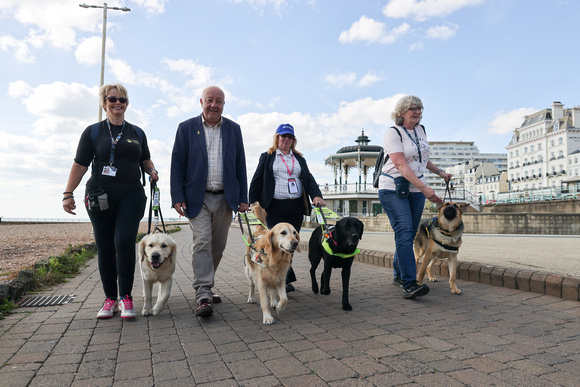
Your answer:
[312,196,325,207]
[422,186,442,205]
[63,197,77,215]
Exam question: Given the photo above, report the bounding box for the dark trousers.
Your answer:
[265,197,304,284]
[86,186,146,299]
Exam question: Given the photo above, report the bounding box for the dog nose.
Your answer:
[291,241,298,249]
[151,253,160,261]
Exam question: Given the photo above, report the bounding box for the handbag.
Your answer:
[85,187,109,212]
[393,176,410,198]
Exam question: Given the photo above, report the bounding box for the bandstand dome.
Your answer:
[324,130,381,185]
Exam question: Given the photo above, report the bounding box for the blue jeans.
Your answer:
[379,190,425,288]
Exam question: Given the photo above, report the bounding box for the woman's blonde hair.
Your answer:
[267,133,302,156]
[99,83,129,110]
[390,95,423,126]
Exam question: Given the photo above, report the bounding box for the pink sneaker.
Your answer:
[119,295,136,319]
[97,298,118,319]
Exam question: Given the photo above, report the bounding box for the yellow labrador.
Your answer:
[245,222,300,324]
[138,233,177,316]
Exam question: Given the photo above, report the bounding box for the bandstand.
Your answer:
[322,130,384,216]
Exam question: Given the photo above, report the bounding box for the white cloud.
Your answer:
[357,72,383,88]
[131,0,169,14]
[409,41,423,51]
[339,16,410,45]
[75,36,114,65]
[324,71,357,88]
[487,108,537,135]
[383,0,485,22]
[323,71,383,89]
[8,81,98,135]
[8,81,33,98]
[426,23,459,39]
[0,35,35,63]
[231,0,288,10]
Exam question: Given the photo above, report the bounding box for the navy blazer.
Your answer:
[170,115,248,218]
[249,151,322,216]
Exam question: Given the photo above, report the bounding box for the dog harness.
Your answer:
[424,217,460,252]
[320,226,360,259]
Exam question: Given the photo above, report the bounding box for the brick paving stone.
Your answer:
[227,357,272,381]
[189,360,232,384]
[449,368,512,387]
[29,373,75,386]
[70,376,114,387]
[366,371,413,386]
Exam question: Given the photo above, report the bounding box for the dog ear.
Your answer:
[168,238,177,264]
[359,221,364,239]
[459,203,470,213]
[139,237,147,262]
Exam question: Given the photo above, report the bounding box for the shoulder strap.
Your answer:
[390,125,402,140]
[90,122,101,148]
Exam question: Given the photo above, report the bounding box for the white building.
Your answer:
[428,141,507,189]
[506,101,580,192]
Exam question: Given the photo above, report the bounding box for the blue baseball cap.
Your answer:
[276,124,294,136]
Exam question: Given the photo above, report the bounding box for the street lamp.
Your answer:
[79,3,131,121]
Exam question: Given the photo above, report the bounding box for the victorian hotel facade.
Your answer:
[506,101,580,196]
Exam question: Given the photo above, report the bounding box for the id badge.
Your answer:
[288,178,298,194]
[102,165,117,177]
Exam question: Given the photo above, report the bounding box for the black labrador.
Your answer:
[308,217,364,311]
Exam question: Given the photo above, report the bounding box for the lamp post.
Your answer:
[79,3,131,121]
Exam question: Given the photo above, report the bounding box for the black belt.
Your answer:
[206,189,224,195]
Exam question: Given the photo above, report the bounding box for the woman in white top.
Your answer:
[378,95,451,299]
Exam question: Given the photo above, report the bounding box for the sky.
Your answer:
[1,0,579,220]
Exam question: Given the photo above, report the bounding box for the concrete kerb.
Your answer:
[298,241,580,302]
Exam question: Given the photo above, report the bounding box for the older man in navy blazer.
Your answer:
[171,85,248,317]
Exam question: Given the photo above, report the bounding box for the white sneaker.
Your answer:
[119,295,136,319]
[97,298,118,319]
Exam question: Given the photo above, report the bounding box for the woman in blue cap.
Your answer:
[249,123,325,292]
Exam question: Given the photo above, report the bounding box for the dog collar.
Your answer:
[321,238,360,258]
[425,216,460,251]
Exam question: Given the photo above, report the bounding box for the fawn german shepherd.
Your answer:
[414,202,470,294]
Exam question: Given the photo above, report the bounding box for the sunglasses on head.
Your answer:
[106,96,128,104]
[280,134,294,139]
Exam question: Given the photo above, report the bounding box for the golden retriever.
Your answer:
[244,210,300,324]
[138,233,177,316]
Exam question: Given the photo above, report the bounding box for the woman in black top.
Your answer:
[249,123,325,292]
[63,83,158,319]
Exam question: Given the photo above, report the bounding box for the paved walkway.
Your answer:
[1,226,579,386]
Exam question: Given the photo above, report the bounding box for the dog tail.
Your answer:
[253,203,267,232]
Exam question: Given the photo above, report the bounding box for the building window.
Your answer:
[551,140,555,147]
[538,143,542,150]
[559,138,563,145]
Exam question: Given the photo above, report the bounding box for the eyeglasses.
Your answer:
[408,107,423,112]
[106,96,128,104]
[280,134,294,139]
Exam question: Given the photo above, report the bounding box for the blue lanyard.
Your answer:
[106,118,125,166]
[402,125,422,163]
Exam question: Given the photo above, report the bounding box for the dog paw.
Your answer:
[312,284,319,294]
[263,315,275,325]
[152,305,163,315]
[247,296,256,304]
[342,303,352,311]
[142,308,152,316]
[428,277,438,282]
[276,303,286,315]
[321,288,331,295]
[451,288,462,295]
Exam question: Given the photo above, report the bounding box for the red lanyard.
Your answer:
[279,153,295,176]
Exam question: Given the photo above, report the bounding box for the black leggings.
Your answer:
[266,197,304,284]
[86,186,146,299]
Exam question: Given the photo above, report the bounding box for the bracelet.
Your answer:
[148,168,158,174]
[436,169,444,175]
[63,196,74,201]
[63,191,73,195]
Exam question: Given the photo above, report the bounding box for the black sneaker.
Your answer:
[402,282,429,299]
[285,284,295,293]
[392,277,404,287]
